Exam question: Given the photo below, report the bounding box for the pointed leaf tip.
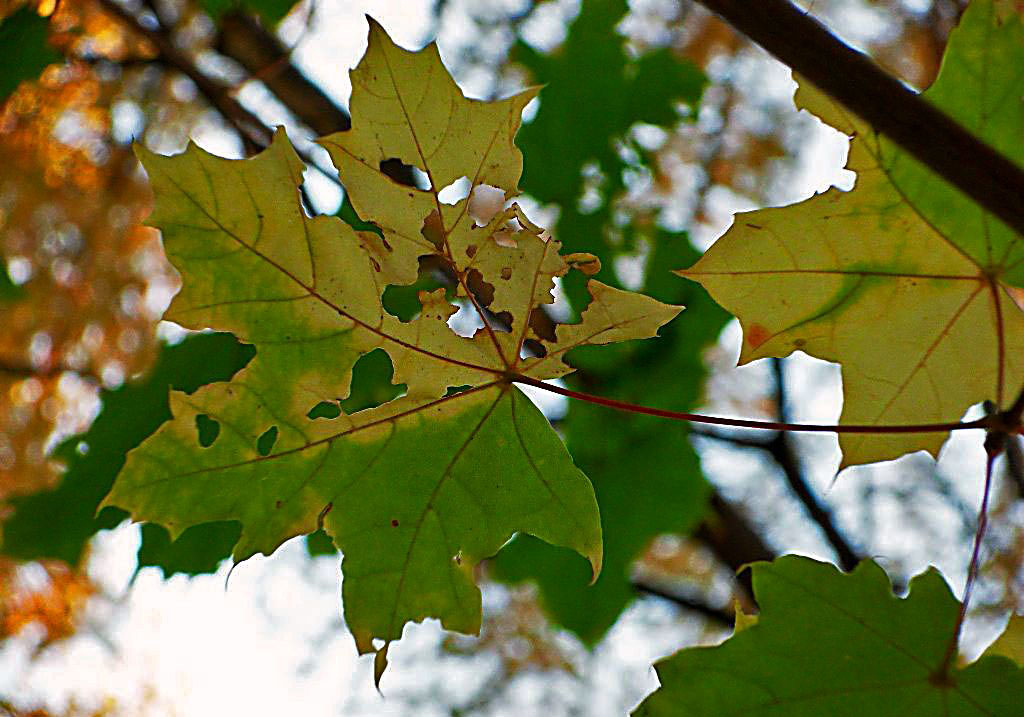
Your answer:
[373,642,390,691]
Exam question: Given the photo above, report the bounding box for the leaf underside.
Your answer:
[489,0,722,645]
[105,19,683,659]
[680,0,1024,468]
[636,556,1024,716]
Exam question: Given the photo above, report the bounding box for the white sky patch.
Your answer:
[514,379,568,421]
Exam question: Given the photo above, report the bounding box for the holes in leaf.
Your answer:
[305,530,337,557]
[195,414,220,447]
[307,401,342,420]
[437,176,471,205]
[382,260,449,321]
[447,299,486,338]
[379,158,426,188]
[465,268,494,307]
[468,184,506,225]
[257,426,278,456]
[336,193,383,237]
[340,349,406,414]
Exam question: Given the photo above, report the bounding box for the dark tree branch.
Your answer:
[632,578,735,628]
[693,0,1024,239]
[216,10,351,136]
[689,362,863,573]
[96,0,273,153]
[770,359,861,572]
[695,492,775,600]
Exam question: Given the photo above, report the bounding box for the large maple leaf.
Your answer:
[679,0,1024,467]
[103,20,682,665]
[636,556,1024,716]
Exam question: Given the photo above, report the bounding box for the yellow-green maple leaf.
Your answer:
[679,0,1024,468]
[103,20,682,666]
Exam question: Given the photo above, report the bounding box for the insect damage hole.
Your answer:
[195,414,220,447]
[468,184,506,225]
[379,158,427,188]
[257,426,279,456]
[307,401,342,420]
[437,176,471,205]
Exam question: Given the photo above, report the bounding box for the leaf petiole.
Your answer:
[509,373,993,435]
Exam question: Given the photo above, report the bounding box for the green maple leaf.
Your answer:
[104,20,683,666]
[489,0,717,644]
[494,236,727,644]
[679,0,1024,467]
[636,556,1024,716]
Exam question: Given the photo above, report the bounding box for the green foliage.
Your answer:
[636,556,1024,716]
[1,333,254,566]
[6,1,1022,705]
[198,0,298,24]
[0,6,60,101]
[514,0,705,309]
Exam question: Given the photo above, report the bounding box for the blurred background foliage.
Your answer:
[2,0,1020,714]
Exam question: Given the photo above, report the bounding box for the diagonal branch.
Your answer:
[769,358,861,571]
[692,0,1024,239]
[95,0,272,153]
[632,577,735,627]
[216,10,351,136]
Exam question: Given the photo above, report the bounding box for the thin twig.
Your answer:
[936,445,996,680]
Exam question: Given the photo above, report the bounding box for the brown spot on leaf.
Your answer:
[421,210,445,250]
[747,323,772,349]
[466,244,477,258]
[391,519,399,527]
[275,500,282,509]
[500,267,512,280]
